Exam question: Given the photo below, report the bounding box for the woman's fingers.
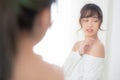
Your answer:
[79,41,86,54]
[79,39,95,54]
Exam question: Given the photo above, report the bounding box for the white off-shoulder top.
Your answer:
[63,51,104,80]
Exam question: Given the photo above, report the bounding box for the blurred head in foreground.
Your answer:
[0,0,55,80]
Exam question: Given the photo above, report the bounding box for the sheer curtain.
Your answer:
[108,0,120,80]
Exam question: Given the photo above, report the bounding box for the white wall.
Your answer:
[109,0,120,80]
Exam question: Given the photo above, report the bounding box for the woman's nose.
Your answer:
[88,21,93,27]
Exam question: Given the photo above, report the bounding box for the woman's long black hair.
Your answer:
[0,0,55,80]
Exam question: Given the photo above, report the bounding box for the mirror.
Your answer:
[34,0,120,80]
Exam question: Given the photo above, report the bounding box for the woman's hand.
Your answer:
[79,38,95,55]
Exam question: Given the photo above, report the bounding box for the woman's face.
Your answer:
[32,7,51,43]
[80,16,100,37]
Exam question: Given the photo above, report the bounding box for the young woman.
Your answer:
[63,3,105,80]
[0,0,64,80]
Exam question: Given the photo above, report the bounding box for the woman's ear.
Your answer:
[79,18,81,22]
[79,18,82,28]
[79,18,82,24]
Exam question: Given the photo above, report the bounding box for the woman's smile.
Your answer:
[86,29,94,33]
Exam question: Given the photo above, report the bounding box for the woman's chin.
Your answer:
[85,34,95,37]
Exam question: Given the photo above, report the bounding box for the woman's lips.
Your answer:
[86,29,93,33]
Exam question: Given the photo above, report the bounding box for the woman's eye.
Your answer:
[94,20,99,22]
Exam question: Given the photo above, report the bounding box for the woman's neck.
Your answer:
[85,34,99,40]
[16,33,35,58]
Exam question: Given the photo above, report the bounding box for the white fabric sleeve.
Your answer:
[82,58,104,80]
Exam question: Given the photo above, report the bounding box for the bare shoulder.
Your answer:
[36,55,64,80]
[48,64,64,80]
[72,41,81,52]
[12,55,64,80]
[90,40,105,58]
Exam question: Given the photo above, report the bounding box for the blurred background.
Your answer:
[33,0,120,80]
